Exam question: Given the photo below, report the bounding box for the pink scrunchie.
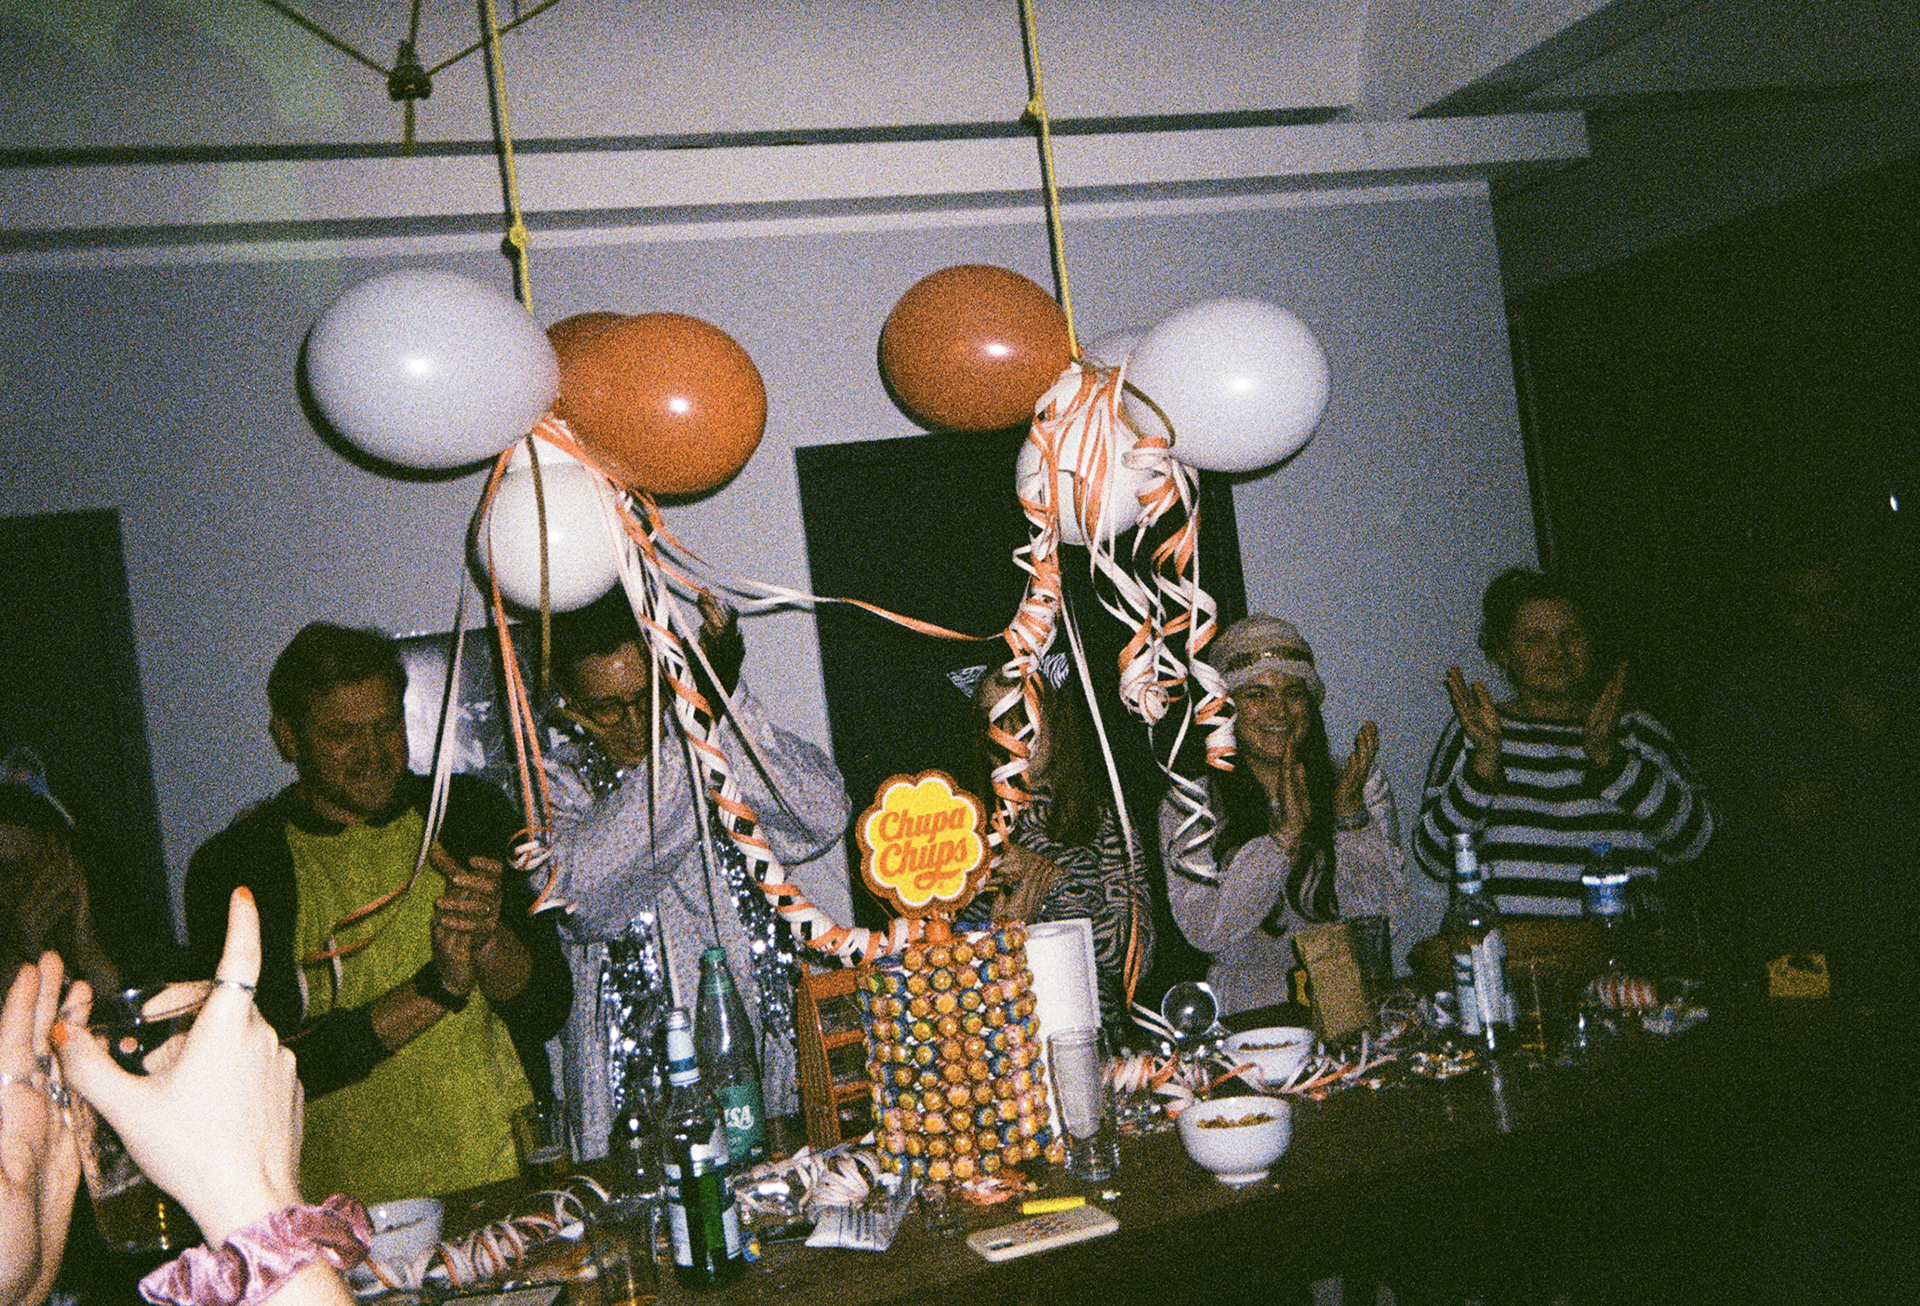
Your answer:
[140,1195,372,1306]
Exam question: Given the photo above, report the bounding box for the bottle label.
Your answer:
[1452,932,1511,1033]
[666,1172,743,1268]
[1451,951,1482,1035]
[662,1137,727,1180]
[715,1082,767,1162]
[1471,930,1511,1027]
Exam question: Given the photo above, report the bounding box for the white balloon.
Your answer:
[1123,299,1330,473]
[504,436,584,473]
[307,269,560,470]
[1082,330,1144,369]
[477,464,623,611]
[1015,421,1152,547]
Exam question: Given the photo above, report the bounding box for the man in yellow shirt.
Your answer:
[186,623,571,1204]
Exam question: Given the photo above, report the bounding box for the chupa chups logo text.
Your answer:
[856,770,986,915]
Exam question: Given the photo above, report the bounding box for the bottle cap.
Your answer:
[664,1007,699,1083]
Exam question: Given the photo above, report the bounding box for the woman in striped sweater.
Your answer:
[1416,569,1714,914]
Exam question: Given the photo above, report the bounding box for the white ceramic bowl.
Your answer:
[364,1196,444,1272]
[1177,1095,1294,1185]
[1223,1026,1316,1089]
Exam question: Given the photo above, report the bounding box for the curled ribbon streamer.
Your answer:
[1026,359,1230,883]
[487,418,937,963]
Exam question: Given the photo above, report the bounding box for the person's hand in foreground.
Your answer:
[56,888,355,1306]
[0,952,78,1306]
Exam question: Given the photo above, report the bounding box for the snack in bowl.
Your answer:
[1223,1026,1316,1089]
[1177,1095,1293,1185]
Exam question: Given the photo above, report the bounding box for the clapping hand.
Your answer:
[1334,720,1379,827]
[429,848,507,1000]
[54,888,303,1248]
[1584,662,1628,769]
[1267,732,1311,847]
[1445,666,1504,786]
[1,952,79,1306]
[433,852,531,1004]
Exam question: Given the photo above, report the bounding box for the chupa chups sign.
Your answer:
[855,769,988,920]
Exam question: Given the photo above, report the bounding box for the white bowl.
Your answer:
[1223,1026,1316,1089]
[363,1197,444,1274]
[1177,1095,1294,1185]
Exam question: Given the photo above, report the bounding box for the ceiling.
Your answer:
[0,0,1910,276]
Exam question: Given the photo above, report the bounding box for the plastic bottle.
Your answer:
[1580,844,1633,970]
[693,946,768,1167]
[660,1008,746,1289]
[1582,843,1658,1015]
[1442,831,1513,1053]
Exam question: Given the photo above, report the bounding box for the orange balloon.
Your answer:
[556,313,768,496]
[879,265,1071,431]
[546,311,624,369]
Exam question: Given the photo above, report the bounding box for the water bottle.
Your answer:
[1582,843,1658,1014]
[1580,844,1633,970]
[660,1008,746,1289]
[693,947,768,1167]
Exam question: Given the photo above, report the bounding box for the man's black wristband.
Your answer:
[413,960,471,1013]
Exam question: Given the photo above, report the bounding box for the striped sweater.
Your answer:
[1415,709,1714,916]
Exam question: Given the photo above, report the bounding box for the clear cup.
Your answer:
[1046,1027,1120,1183]
[1346,915,1394,1001]
[82,986,208,1253]
[512,1100,573,1184]
[1514,959,1573,1063]
[588,1203,661,1306]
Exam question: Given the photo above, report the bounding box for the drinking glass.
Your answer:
[1514,959,1572,1063]
[1046,1027,1119,1182]
[588,1202,661,1306]
[512,1100,573,1184]
[1346,915,1394,1000]
[83,986,208,1253]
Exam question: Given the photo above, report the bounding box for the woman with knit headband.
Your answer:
[1162,615,1408,1014]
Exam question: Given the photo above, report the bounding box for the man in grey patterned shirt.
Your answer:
[537,590,850,1159]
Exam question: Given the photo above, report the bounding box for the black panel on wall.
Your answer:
[796,426,1247,1000]
[0,508,173,979]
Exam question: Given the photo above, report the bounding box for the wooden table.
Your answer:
[452,997,1916,1306]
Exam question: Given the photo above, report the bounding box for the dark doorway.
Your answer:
[0,508,173,979]
[795,426,1248,1004]
[1509,154,1919,736]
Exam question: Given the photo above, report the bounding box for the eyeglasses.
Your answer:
[569,694,652,728]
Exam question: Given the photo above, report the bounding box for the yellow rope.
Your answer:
[480,0,550,673]
[480,0,535,312]
[1016,0,1079,360]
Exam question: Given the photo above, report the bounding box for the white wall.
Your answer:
[0,180,1534,957]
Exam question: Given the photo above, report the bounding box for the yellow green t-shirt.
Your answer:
[290,810,532,1206]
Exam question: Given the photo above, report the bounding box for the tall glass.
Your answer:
[83,987,207,1253]
[1046,1027,1119,1182]
[513,1101,573,1184]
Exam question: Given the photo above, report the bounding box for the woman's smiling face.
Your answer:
[1231,669,1316,763]
[1496,598,1594,703]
